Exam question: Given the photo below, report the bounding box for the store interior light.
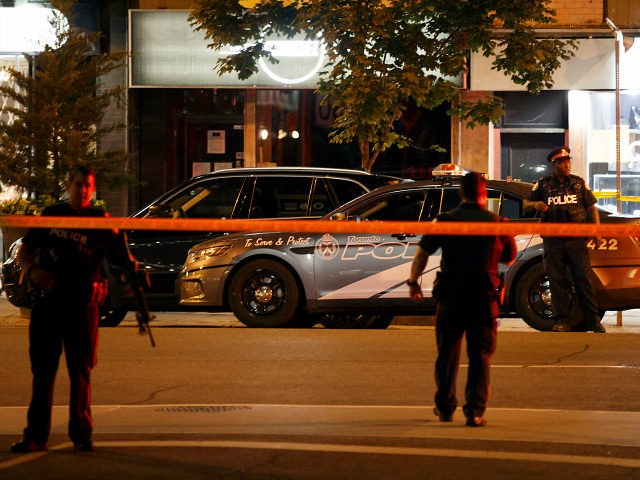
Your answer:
[260,129,269,140]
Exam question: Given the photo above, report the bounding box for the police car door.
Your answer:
[313,188,437,309]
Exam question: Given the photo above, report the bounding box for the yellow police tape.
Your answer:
[593,192,640,201]
[1,215,639,237]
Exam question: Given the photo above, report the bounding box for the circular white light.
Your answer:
[0,5,69,53]
[257,40,325,85]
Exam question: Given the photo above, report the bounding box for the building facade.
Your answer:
[1,1,640,215]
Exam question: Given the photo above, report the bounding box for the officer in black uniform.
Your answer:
[408,172,517,427]
[527,146,606,333]
[11,165,137,453]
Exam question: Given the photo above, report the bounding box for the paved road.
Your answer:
[0,294,638,479]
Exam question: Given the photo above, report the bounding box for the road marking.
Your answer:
[96,440,639,468]
[1,405,638,471]
[0,442,71,470]
[2,440,637,470]
[490,364,638,369]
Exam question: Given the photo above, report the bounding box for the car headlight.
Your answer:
[186,245,233,265]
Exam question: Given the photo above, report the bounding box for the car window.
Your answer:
[308,179,334,216]
[435,186,530,220]
[440,188,461,213]
[486,190,502,217]
[351,191,427,221]
[418,188,442,221]
[250,176,313,218]
[327,178,369,206]
[167,177,244,218]
[485,188,534,220]
[499,193,521,219]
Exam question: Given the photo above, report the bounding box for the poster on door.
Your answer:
[207,130,226,154]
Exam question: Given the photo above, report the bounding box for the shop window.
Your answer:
[498,91,567,129]
[579,90,640,215]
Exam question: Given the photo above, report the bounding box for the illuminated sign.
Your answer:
[256,40,325,85]
[470,37,640,91]
[0,5,68,53]
[129,10,326,88]
[129,10,462,89]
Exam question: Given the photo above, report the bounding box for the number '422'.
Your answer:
[587,238,618,250]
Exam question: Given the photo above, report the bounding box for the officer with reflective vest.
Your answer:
[527,146,606,333]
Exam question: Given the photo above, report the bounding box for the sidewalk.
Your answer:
[1,292,639,332]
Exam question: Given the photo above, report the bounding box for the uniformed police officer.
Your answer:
[408,172,517,427]
[11,165,137,454]
[527,146,606,333]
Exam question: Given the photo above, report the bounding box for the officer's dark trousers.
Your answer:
[434,296,497,420]
[24,299,99,445]
[542,237,600,327]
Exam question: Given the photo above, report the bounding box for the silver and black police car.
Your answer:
[177,165,640,330]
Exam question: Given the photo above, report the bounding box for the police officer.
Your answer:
[527,146,606,333]
[11,165,137,453]
[408,172,516,427]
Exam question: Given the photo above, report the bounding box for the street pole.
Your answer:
[605,18,624,326]
[605,18,623,215]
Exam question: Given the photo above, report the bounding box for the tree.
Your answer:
[189,0,576,171]
[0,0,130,200]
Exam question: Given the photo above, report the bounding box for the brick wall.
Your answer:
[99,0,130,217]
[549,0,603,25]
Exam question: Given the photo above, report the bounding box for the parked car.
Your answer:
[177,168,640,330]
[2,167,404,326]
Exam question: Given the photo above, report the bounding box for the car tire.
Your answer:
[99,307,128,327]
[228,259,300,328]
[319,313,377,329]
[514,262,581,331]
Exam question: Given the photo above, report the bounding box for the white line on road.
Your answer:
[2,440,638,470]
[2,404,638,472]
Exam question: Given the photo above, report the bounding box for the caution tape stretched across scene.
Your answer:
[1,215,639,237]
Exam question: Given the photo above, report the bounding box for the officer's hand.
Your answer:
[29,266,55,290]
[536,201,549,213]
[409,284,424,302]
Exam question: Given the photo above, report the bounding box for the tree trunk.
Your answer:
[359,140,371,172]
[359,140,381,173]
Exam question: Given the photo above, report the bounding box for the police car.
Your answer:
[177,166,640,330]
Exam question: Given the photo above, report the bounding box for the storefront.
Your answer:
[128,9,452,207]
[471,34,640,214]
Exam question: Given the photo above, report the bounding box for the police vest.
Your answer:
[534,175,591,223]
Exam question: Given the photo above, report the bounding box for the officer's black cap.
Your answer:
[547,146,571,162]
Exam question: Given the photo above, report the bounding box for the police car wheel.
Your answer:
[514,262,581,331]
[228,259,300,328]
[99,307,128,327]
[319,314,377,329]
